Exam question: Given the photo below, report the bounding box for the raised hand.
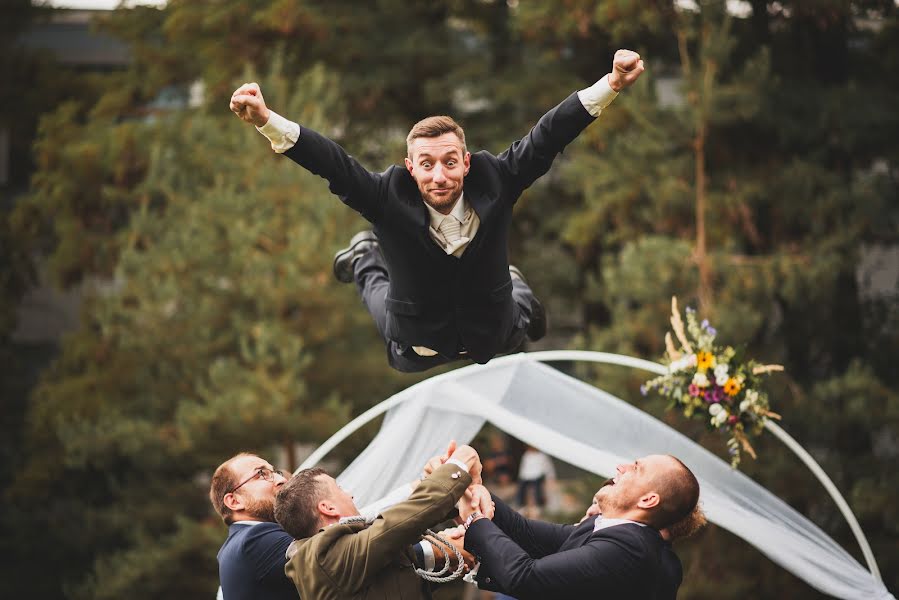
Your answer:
[422,440,457,477]
[448,444,482,485]
[229,82,271,127]
[608,49,645,92]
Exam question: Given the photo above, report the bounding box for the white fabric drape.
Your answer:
[335,359,893,600]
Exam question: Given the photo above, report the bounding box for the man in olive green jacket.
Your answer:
[274,445,482,600]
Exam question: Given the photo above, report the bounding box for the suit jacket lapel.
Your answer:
[558,519,599,551]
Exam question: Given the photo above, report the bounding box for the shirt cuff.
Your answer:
[576,74,619,118]
[445,458,469,472]
[418,540,436,571]
[256,110,300,153]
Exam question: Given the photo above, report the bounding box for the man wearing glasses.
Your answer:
[209,452,464,599]
[210,454,299,600]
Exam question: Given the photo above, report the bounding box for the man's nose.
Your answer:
[616,464,626,474]
[432,165,446,182]
[275,471,288,483]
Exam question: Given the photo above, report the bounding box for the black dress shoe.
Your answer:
[509,265,547,341]
[333,231,379,283]
[526,296,547,341]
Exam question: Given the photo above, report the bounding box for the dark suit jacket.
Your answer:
[282,93,595,362]
[217,521,298,600]
[465,498,683,600]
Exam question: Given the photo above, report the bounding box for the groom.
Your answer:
[229,50,644,372]
[456,454,705,600]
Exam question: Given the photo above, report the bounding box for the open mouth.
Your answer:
[602,477,616,488]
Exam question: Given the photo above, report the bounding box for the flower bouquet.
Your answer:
[642,297,783,468]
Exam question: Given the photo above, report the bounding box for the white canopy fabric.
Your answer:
[334,357,893,600]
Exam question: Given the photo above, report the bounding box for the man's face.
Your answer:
[318,474,360,519]
[594,454,674,514]
[229,455,287,523]
[404,132,471,214]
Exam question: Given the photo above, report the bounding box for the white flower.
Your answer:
[714,363,729,381]
[709,403,723,416]
[713,411,729,426]
[745,389,759,403]
[739,399,750,412]
[669,354,697,373]
[693,372,710,387]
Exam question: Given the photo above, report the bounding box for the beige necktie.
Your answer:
[438,216,469,255]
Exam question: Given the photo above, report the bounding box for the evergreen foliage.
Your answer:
[1,1,896,598]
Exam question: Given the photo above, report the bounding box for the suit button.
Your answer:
[485,577,492,583]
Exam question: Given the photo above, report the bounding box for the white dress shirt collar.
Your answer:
[593,516,646,532]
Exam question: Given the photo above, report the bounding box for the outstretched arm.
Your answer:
[228,82,385,220]
[465,521,643,599]
[497,49,646,196]
[323,446,481,594]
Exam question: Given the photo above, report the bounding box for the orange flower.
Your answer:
[724,378,742,396]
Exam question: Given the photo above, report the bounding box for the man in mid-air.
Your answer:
[230,50,644,372]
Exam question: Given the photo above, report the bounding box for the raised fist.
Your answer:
[608,49,645,92]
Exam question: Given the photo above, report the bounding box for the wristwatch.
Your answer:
[463,512,484,530]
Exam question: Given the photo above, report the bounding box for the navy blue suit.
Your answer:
[217,522,298,600]
[465,498,683,600]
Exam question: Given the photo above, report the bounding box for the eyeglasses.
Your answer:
[229,466,284,494]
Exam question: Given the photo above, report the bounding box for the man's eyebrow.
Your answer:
[417,149,462,160]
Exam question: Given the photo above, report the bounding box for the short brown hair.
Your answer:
[209,453,253,525]
[406,116,466,158]
[274,467,329,540]
[646,456,701,530]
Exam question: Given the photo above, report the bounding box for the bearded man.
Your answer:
[458,454,706,600]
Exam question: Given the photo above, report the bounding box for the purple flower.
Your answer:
[711,386,725,403]
[640,385,648,396]
[701,319,710,329]
[707,326,717,336]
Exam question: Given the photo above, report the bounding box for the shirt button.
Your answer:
[451,472,461,479]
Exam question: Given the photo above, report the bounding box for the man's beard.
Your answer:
[244,496,276,523]
[596,478,630,513]
[422,186,463,212]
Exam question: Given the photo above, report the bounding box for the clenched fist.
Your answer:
[608,49,645,92]
[229,82,271,127]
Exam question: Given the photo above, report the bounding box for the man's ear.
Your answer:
[637,491,660,510]
[463,151,471,176]
[223,492,245,513]
[405,157,414,175]
[318,499,339,518]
